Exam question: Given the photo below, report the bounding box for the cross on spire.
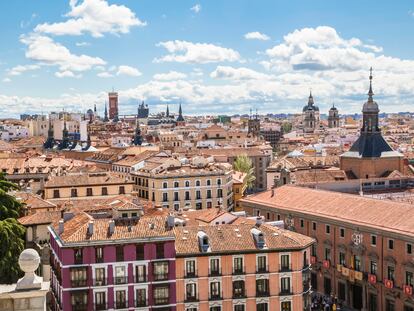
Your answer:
[368,67,374,99]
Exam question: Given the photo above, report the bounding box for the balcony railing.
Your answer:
[185,295,199,303]
[185,270,198,278]
[154,297,169,305]
[209,268,222,277]
[256,290,270,297]
[279,264,292,272]
[93,303,107,311]
[209,293,222,300]
[232,266,245,275]
[256,265,269,273]
[71,279,87,287]
[154,273,169,281]
[232,291,246,299]
[135,274,147,283]
[93,278,106,286]
[279,287,293,296]
[135,299,148,308]
[114,276,127,284]
[115,301,127,309]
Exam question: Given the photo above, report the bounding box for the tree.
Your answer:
[281,122,292,134]
[0,173,26,284]
[233,154,256,189]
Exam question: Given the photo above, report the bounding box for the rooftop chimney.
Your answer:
[256,216,263,226]
[167,213,175,228]
[109,219,115,235]
[58,219,64,235]
[88,220,94,235]
[63,212,74,222]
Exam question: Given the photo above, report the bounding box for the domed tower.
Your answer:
[302,91,320,132]
[328,104,339,128]
[340,68,403,178]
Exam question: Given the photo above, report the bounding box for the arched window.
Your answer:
[163,182,168,189]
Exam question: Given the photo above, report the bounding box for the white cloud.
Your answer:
[97,71,113,78]
[2,78,11,83]
[7,64,40,76]
[20,34,106,72]
[155,40,241,64]
[190,4,201,13]
[244,31,270,41]
[116,65,142,77]
[34,0,146,38]
[153,71,187,80]
[210,66,273,80]
[55,70,81,78]
[75,41,90,47]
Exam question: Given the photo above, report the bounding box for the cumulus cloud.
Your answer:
[244,31,270,41]
[153,71,187,81]
[34,0,146,37]
[116,65,142,77]
[210,65,273,80]
[75,41,90,47]
[97,71,113,78]
[20,34,106,72]
[55,70,81,78]
[190,4,201,13]
[154,40,241,64]
[2,78,11,83]
[7,64,40,76]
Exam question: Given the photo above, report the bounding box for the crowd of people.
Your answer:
[311,293,344,311]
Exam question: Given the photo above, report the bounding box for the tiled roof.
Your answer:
[44,172,132,188]
[19,210,61,226]
[174,223,314,255]
[113,150,157,166]
[15,192,57,210]
[241,185,414,237]
[53,213,175,244]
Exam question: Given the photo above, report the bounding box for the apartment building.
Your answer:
[241,185,414,311]
[132,156,234,211]
[174,222,314,311]
[49,212,177,311]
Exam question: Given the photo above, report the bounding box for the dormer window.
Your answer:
[197,231,209,252]
[251,228,265,248]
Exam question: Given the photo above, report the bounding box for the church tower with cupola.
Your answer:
[328,104,340,128]
[302,91,320,132]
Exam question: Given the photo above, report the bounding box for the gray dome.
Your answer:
[363,100,379,113]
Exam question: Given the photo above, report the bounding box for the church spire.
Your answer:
[368,67,374,101]
[166,105,170,118]
[103,102,109,122]
[133,121,143,146]
[177,102,184,122]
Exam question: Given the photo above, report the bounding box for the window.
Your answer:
[135,264,147,282]
[196,190,201,200]
[339,252,346,266]
[196,202,202,210]
[217,179,222,186]
[371,235,377,246]
[370,261,377,275]
[257,303,268,311]
[280,277,291,294]
[209,258,220,276]
[312,222,316,231]
[234,305,245,311]
[135,288,147,307]
[115,290,126,309]
[94,268,105,286]
[207,201,212,208]
[340,228,345,238]
[388,239,394,250]
[116,246,124,261]
[196,180,201,187]
[94,291,106,310]
[256,279,269,296]
[207,179,211,186]
[207,189,212,199]
[53,189,60,198]
[354,255,361,271]
[300,219,304,228]
[95,247,103,263]
[70,267,87,287]
[101,187,108,196]
[86,188,93,196]
[174,192,179,201]
[217,189,223,198]
[326,225,330,234]
[324,277,331,295]
[185,191,190,200]
[186,283,197,301]
[386,299,395,311]
[210,281,221,299]
[210,307,221,311]
[71,291,87,310]
[324,248,331,261]
[163,182,168,188]
[185,260,196,277]
[406,271,413,286]
[162,192,168,202]
[174,181,179,188]
[71,188,78,197]
[233,280,245,298]
[388,266,395,281]
[114,266,126,284]
[408,243,413,254]
[154,261,169,281]
[311,244,317,257]
[74,248,83,264]
[233,257,244,274]
[119,186,125,194]
[156,243,164,259]
[280,254,290,271]
[185,181,190,187]
[257,256,267,273]
[281,301,291,311]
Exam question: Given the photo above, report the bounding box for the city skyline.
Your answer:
[1,0,414,117]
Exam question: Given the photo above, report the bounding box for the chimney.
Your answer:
[271,188,275,197]
[63,212,74,222]
[256,216,263,226]
[58,219,64,235]
[167,213,175,228]
[109,219,115,235]
[88,220,94,235]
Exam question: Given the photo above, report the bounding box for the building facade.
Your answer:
[109,92,119,120]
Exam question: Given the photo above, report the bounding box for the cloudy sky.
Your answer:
[1,0,414,117]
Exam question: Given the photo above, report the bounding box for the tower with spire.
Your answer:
[328,103,340,128]
[58,118,70,150]
[248,108,260,137]
[166,105,170,118]
[133,121,143,146]
[176,102,185,126]
[103,103,109,122]
[302,90,320,132]
[340,68,403,178]
[43,118,55,149]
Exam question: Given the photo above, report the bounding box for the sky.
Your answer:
[1,0,414,117]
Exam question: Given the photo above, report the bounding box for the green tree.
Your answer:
[233,154,256,189]
[0,173,26,284]
[282,122,292,134]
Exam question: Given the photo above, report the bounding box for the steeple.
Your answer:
[94,104,97,114]
[361,67,379,133]
[166,105,170,118]
[177,102,184,122]
[308,89,314,106]
[43,118,55,149]
[133,121,143,146]
[58,117,70,150]
[368,67,374,101]
[103,103,109,122]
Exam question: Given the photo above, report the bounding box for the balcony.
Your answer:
[154,297,169,305]
[279,264,292,272]
[154,273,169,281]
[232,266,245,275]
[93,278,106,286]
[185,295,199,303]
[209,293,222,301]
[135,299,148,308]
[93,303,107,311]
[71,279,87,287]
[232,292,246,299]
[256,291,270,297]
[185,270,198,278]
[115,301,127,309]
[279,287,293,296]
[135,274,147,283]
[209,268,222,277]
[256,265,269,273]
[114,276,127,285]
[72,305,88,311]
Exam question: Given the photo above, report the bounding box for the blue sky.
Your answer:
[1,0,414,117]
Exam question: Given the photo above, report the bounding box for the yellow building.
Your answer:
[232,171,248,212]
